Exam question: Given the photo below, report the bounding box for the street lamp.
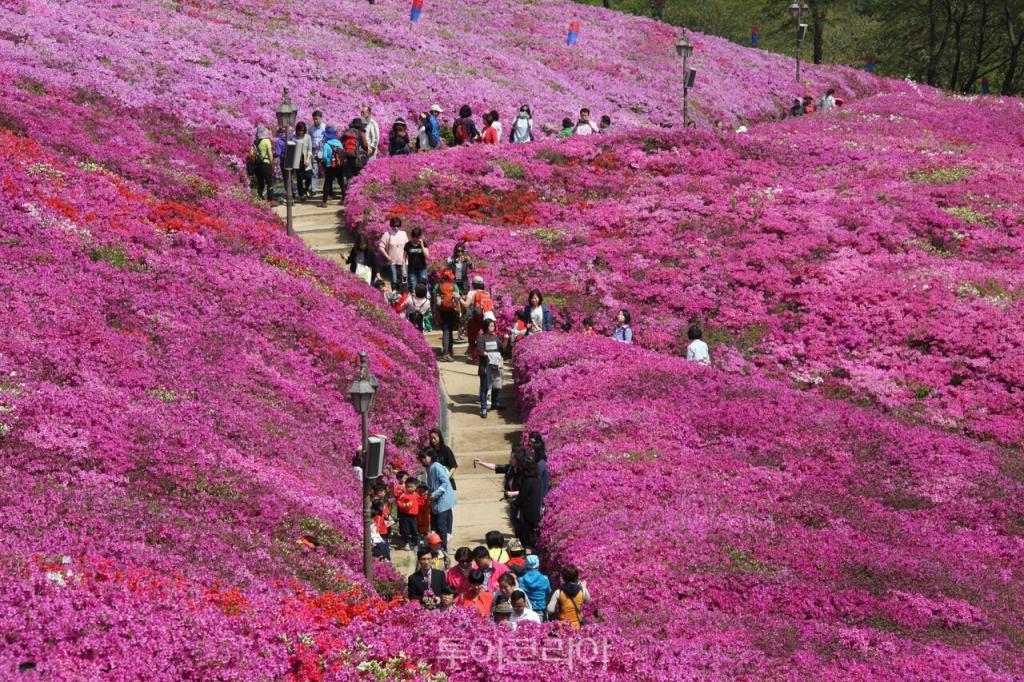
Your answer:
[274,88,298,237]
[347,351,379,582]
[675,33,695,127]
[788,1,809,83]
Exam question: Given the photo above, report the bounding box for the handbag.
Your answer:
[355,263,372,284]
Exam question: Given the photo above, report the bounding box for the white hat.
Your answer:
[430,104,443,113]
[483,311,496,322]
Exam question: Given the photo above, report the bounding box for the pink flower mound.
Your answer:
[349,89,1024,444]
[0,0,882,150]
[514,333,1024,679]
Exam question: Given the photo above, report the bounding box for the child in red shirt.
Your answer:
[416,482,432,538]
[395,476,422,550]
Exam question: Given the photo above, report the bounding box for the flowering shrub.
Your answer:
[514,333,1024,678]
[350,89,1024,444]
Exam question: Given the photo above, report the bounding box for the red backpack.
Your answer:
[472,290,492,317]
[454,119,470,145]
[341,130,359,158]
[438,281,458,311]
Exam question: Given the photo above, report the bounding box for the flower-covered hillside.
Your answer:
[349,89,1024,445]
[515,333,1024,679]
[1,0,884,150]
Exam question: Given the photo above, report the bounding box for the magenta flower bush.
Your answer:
[514,333,1024,678]
[348,89,1024,444]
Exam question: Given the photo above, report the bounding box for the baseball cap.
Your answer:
[430,104,443,113]
[472,275,484,285]
[426,532,442,545]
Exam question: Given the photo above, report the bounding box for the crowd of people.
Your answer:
[367,426,587,627]
[246,104,616,206]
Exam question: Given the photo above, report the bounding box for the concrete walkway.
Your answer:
[272,198,519,579]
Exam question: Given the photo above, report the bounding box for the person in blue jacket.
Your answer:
[427,104,443,149]
[319,126,344,206]
[518,554,552,618]
[418,448,456,551]
[524,289,553,335]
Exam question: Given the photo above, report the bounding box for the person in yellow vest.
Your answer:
[546,564,590,630]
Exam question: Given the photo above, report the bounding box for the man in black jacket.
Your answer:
[408,548,448,601]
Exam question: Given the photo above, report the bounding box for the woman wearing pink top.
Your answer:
[377,216,408,290]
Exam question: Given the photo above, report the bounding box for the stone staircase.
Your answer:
[271,200,351,263]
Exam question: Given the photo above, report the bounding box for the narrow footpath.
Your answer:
[274,200,521,579]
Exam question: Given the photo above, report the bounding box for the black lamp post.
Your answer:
[274,88,298,237]
[788,2,809,83]
[347,352,379,582]
[675,34,694,127]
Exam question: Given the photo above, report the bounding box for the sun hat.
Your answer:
[506,539,524,553]
[430,104,444,113]
[493,601,513,615]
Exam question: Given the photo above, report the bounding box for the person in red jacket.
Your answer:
[395,476,422,550]
[416,482,432,537]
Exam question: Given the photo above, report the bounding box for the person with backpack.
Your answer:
[248,125,275,202]
[339,118,369,201]
[388,118,412,156]
[509,105,534,143]
[434,269,461,362]
[291,121,313,199]
[361,106,380,161]
[427,105,443,149]
[524,290,553,335]
[480,112,499,145]
[452,105,480,146]
[377,217,408,291]
[462,276,492,363]
[319,125,344,207]
[403,227,430,294]
[402,282,432,332]
[546,565,590,630]
[572,108,600,136]
[476,317,503,418]
[309,110,326,197]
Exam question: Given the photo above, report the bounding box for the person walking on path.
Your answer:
[388,118,412,156]
[686,324,711,365]
[250,125,275,203]
[434,269,461,362]
[339,118,369,201]
[612,309,633,343]
[476,318,503,418]
[529,431,550,503]
[524,290,553,335]
[309,110,326,197]
[319,126,344,206]
[361,106,380,161]
[347,231,378,284]
[408,548,449,601]
[510,452,543,548]
[452,105,480,146]
[509,105,534,143]
[404,227,430,294]
[463,276,492,362]
[518,555,551,616]
[418,449,456,550]
[377,217,408,291]
[486,531,511,565]
[424,428,457,491]
[573,108,600,136]
[291,121,313,199]
[546,565,590,629]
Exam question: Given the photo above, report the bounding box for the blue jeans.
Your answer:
[388,264,405,288]
[431,508,453,550]
[408,268,429,293]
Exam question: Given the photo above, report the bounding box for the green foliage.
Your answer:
[494,158,526,179]
[89,244,149,272]
[909,166,973,184]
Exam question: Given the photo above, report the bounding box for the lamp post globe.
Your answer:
[275,87,298,130]
[675,35,693,60]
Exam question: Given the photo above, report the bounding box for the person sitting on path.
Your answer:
[418,449,456,550]
[612,309,633,344]
[425,428,457,491]
[509,590,542,628]
[452,105,480,146]
[434,269,461,362]
[408,547,448,601]
[473,545,510,593]
[455,570,493,617]
[686,324,711,366]
[377,217,408,292]
[395,476,422,551]
[524,289,553,335]
[446,547,476,598]
[476,318,503,418]
[547,564,591,629]
[517,555,551,617]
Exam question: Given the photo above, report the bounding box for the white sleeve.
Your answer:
[546,590,559,615]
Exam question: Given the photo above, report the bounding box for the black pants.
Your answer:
[255,162,274,200]
[296,168,312,197]
[340,158,359,199]
[439,309,458,355]
[322,166,340,200]
[398,513,419,548]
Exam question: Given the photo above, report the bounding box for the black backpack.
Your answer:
[407,310,425,331]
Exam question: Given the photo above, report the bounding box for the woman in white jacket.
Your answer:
[291,121,313,198]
